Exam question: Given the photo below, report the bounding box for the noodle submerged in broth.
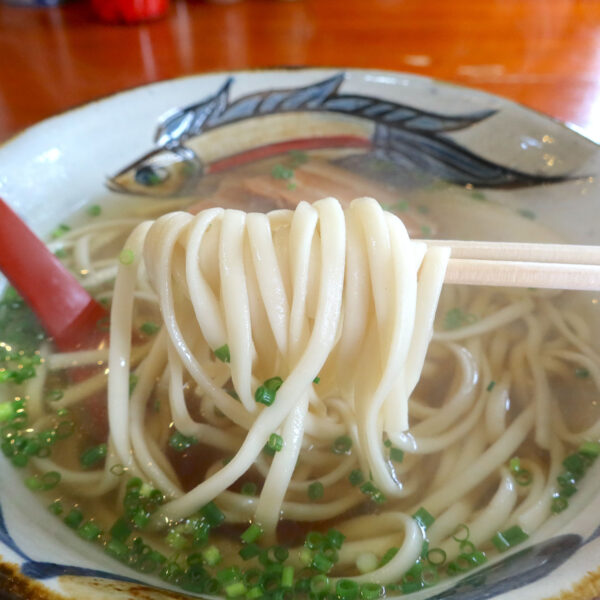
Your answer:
[2,168,600,599]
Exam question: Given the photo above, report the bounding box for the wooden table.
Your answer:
[1,0,600,143]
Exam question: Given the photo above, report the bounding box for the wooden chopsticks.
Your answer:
[424,240,600,291]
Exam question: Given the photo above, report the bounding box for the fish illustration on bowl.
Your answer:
[108,73,566,206]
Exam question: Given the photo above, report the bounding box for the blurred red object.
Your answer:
[91,0,169,23]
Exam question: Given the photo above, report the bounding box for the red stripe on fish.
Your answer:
[207,136,372,174]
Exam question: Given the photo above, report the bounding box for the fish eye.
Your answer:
[134,165,170,187]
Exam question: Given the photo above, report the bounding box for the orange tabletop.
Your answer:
[1,0,600,143]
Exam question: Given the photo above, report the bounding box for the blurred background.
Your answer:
[1,0,600,143]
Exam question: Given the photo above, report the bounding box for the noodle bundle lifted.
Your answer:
[109,197,449,538]
[5,193,600,598]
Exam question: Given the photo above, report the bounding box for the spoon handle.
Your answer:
[0,199,107,351]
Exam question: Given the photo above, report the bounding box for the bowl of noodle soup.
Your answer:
[1,68,600,600]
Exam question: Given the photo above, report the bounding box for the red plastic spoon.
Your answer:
[0,198,108,352]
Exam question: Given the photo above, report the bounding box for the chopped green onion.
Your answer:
[119,249,135,265]
[310,574,330,596]
[360,481,386,504]
[11,454,29,468]
[239,543,260,561]
[64,508,84,529]
[332,435,352,454]
[0,402,16,423]
[241,482,258,496]
[105,538,129,561]
[262,443,276,457]
[486,380,496,392]
[201,501,225,527]
[168,430,198,452]
[51,224,71,239]
[426,547,447,566]
[313,376,321,384]
[509,457,521,472]
[452,523,470,542]
[562,453,586,478]
[469,550,488,566]
[267,433,283,453]
[246,585,264,599]
[326,528,345,549]
[379,547,398,567]
[140,322,160,336]
[202,545,222,566]
[25,475,44,491]
[305,531,325,550]
[159,562,185,583]
[132,507,150,529]
[54,248,68,259]
[166,529,189,550]
[48,500,63,515]
[312,551,334,573]
[515,469,533,486]
[413,507,435,531]
[575,367,590,378]
[225,582,246,598]
[55,420,74,439]
[80,443,107,468]
[214,344,230,363]
[241,523,263,544]
[110,463,126,476]
[78,521,102,541]
[87,204,102,217]
[126,477,142,491]
[509,456,532,485]
[557,472,577,496]
[217,566,242,585]
[299,547,313,567]
[109,517,132,542]
[336,579,359,600]
[255,377,283,406]
[308,481,324,501]
[400,561,423,593]
[280,565,294,588]
[444,308,477,330]
[271,545,289,563]
[491,525,529,552]
[128,373,138,395]
[390,447,404,463]
[42,471,61,489]
[579,441,600,457]
[359,582,384,599]
[349,469,364,486]
[551,494,569,513]
[271,164,294,180]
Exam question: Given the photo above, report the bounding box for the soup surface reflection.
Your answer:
[1,149,599,599]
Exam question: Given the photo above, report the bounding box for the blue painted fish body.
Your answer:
[109,73,567,197]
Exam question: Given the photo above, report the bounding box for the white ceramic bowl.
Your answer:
[1,68,600,600]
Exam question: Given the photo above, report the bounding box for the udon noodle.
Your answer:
[2,193,600,598]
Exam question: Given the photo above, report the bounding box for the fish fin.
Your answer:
[154,77,233,146]
[207,73,346,127]
[402,108,497,132]
[373,124,570,187]
[322,94,496,132]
